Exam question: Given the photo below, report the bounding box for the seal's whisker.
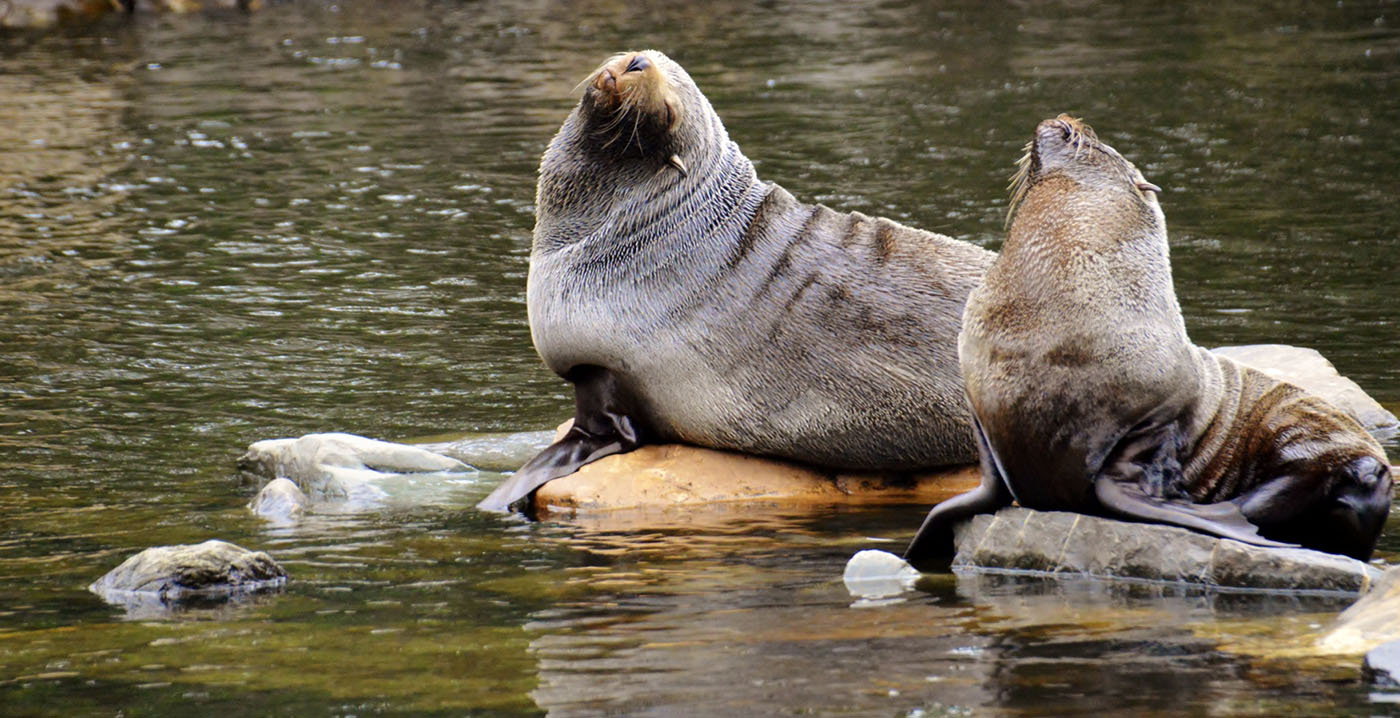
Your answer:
[1005,141,1033,228]
[625,111,645,153]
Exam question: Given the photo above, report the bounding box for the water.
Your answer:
[2,0,1398,715]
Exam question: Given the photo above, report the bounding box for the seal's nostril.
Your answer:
[625,54,651,73]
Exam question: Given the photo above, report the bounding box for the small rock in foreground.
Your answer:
[953,507,1380,594]
[843,549,921,599]
[90,539,287,614]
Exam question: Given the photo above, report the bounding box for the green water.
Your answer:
[2,1,1399,715]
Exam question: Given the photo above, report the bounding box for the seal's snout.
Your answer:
[591,52,654,102]
[598,68,618,94]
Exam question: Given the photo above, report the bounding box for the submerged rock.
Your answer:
[90,539,286,614]
[1317,567,1400,655]
[952,508,1380,594]
[533,443,980,517]
[239,432,470,501]
[248,477,309,523]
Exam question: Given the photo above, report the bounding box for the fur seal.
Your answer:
[904,115,1393,565]
[478,50,996,513]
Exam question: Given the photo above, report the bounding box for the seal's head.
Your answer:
[534,50,757,255]
[1006,114,1163,236]
[579,52,682,163]
[569,50,717,176]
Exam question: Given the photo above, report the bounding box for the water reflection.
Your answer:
[1,0,1399,715]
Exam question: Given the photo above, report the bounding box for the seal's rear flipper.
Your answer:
[477,366,644,514]
[904,418,1015,570]
[1093,477,1296,549]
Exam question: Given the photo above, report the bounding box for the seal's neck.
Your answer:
[532,105,767,277]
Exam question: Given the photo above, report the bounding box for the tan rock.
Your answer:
[533,442,979,519]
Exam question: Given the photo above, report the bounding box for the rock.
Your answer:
[248,477,309,523]
[1317,567,1400,654]
[532,443,980,517]
[843,550,921,600]
[89,539,286,614]
[1364,641,1400,687]
[238,432,470,501]
[1211,344,1398,438]
[952,507,1381,593]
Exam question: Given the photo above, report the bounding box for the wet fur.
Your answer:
[905,115,1392,564]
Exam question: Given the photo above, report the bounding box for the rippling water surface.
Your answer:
[2,1,1399,715]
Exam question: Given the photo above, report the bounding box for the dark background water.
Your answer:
[1,1,1398,715]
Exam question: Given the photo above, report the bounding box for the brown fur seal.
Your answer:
[478,50,996,513]
[904,115,1393,565]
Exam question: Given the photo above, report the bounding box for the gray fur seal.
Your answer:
[478,50,996,512]
[904,115,1393,564]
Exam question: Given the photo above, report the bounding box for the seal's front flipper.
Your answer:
[1093,477,1296,549]
[903,417,1014,571]
[476,366,644,514]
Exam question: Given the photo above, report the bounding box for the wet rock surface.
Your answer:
[952,508,1381,594]
[90,539,286,614]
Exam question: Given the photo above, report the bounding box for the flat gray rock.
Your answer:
[90,539,287,613]
[953,507,1381,594]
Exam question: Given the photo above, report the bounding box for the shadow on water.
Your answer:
[2,0,1399,715]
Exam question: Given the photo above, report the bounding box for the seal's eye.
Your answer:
[625,55,651,73]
